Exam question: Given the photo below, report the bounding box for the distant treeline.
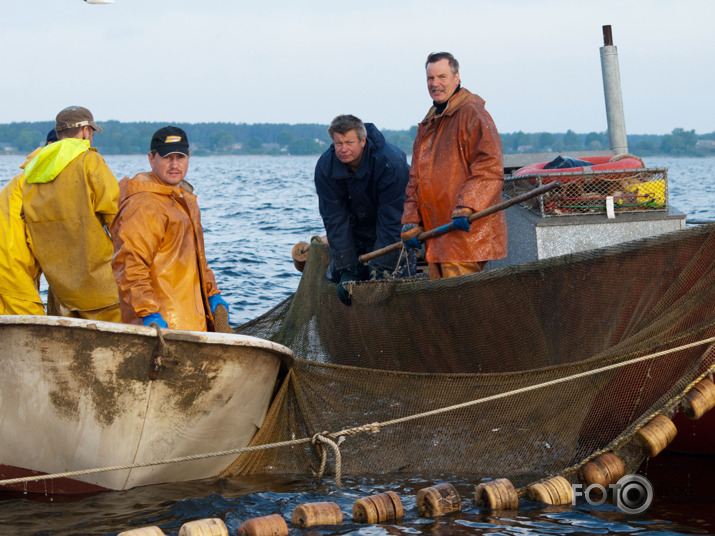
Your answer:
[1,121,713,157]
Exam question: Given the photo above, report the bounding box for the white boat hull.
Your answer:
[0,315,293,494]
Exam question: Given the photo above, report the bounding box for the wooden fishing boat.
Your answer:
[229,213,715,487]
[0,315,293,494]
[228,26,713,488]
[504,152,715,456]
[248,147,715,488]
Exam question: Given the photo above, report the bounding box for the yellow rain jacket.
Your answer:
[0,148,44,313]
[111,173,221,332]
[22,139,120,314]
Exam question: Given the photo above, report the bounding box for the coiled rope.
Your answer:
[1,335,713,488]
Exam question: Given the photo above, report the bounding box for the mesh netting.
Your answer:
[223,224,715,489]
[505,167,668,217]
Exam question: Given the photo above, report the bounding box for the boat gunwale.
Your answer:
[0,315,295,364]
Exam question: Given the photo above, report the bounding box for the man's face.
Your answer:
[149,152,189,186]
[426,59,460,104]
[333,129,366,170]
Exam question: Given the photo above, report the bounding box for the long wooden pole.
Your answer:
[359,181,562,263]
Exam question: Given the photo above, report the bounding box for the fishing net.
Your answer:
[223,223,715,489]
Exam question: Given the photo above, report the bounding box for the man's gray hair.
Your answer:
[426,52,459,74]
[328,114,367,141]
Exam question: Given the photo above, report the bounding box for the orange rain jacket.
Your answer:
[402,88,507,263]
[111,173,221,332]
[22,140,120,313]
[0,148,44,311]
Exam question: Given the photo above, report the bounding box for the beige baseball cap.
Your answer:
[55,106,103,133]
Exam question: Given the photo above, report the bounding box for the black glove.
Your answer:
[337,270,359,306]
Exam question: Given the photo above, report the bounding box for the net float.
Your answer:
[236,514,288,536]
[681,378,715,420]
[291,241,310,272]
[416,482,462,517]
[352,491,403,523]
[291,501,343,528]
[580,452,625,488]
[527,476,573,505]
[117,528,164,536]
[178,518,228,536]
[636,414,677,457]
[475,478,519,510]
[291,236,328,272]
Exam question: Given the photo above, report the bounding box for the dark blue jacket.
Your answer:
[315,124,409,281]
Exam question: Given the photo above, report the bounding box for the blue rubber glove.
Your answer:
[405,237,422,250]
[452,216,471,232]
[337,270,359,306]
[401,223,424,250]
[208,294,229,316]
[142,312,168,328]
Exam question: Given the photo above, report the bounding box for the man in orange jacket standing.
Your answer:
[401,52,507,279]
[111,126,228,331]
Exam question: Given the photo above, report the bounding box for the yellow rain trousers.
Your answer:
[23,139,120,321]
[0,147,45,315]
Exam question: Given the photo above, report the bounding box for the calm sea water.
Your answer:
[0,155,714,535]
[1,155,714,326]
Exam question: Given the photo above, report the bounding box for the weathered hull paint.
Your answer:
[0,315,293,494]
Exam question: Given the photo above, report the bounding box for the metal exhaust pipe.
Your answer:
[600,25,628,154]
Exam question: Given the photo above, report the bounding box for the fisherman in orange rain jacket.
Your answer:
[111,126,229,331]
[401,52,507,279]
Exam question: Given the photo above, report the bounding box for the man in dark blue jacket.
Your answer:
[315,114,413,305]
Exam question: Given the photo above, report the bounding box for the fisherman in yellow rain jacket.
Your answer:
[22,106,121,322]
[0,129,58,315]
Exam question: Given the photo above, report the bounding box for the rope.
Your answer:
[326,335,715,437]
[393,246,410,278]
[148,323,180,379]
[0,437,318,488]
[311,433,342,486]
[2,334,713,489]
[610,153,646,167]
[151,322,166,369]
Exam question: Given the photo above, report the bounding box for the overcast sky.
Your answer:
[2,0,713,135]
